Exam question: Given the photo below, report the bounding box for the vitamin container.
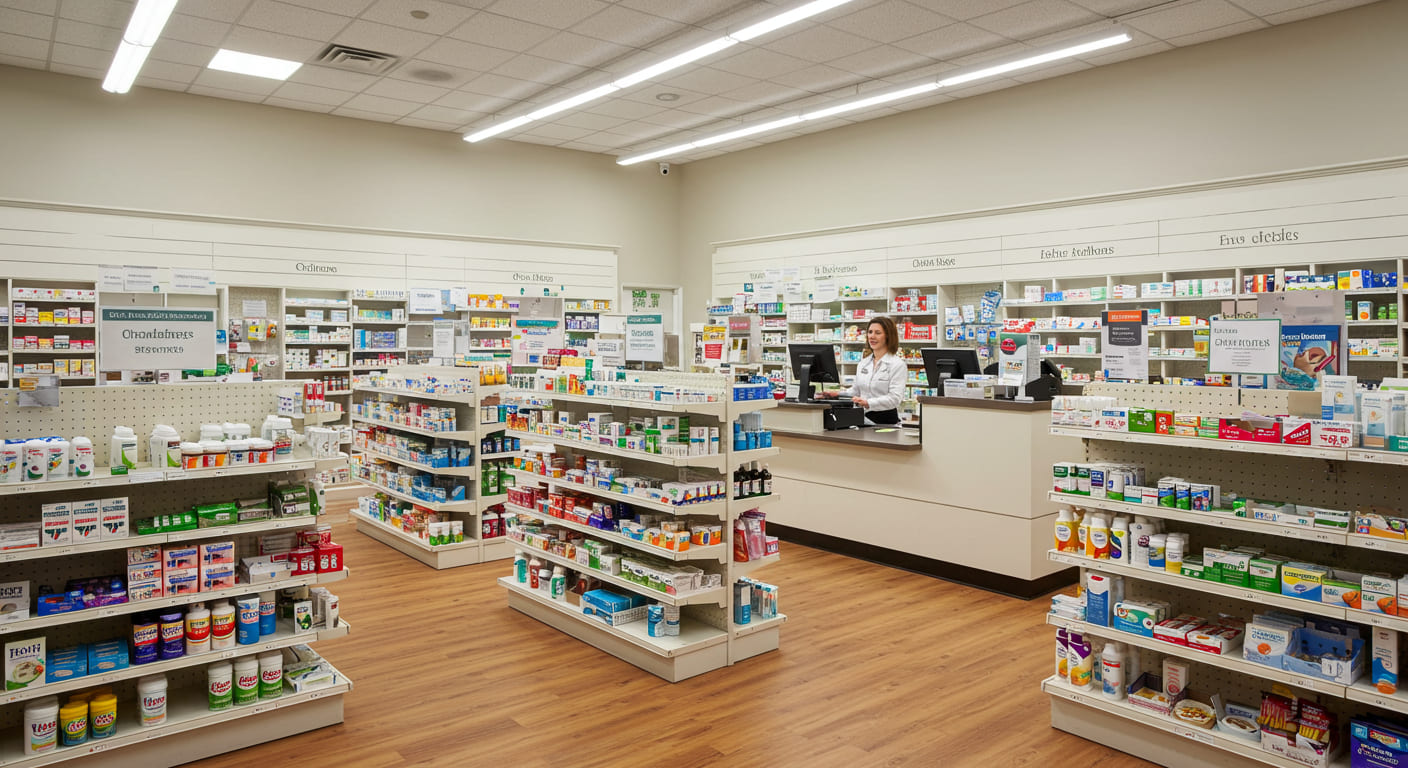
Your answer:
[223,422,252,441]
[185,603,211,654]
[226,439,250,466]
[258,592,276,636]
[210,601,236,650]
[158,610,185,660]
[89,694,117,739]
[0,440,22,483]
[45,439,69,480]
[58,700,87,746]
[199,424,224,442]
[71,436,94,478]
[137,675,167,727]
[149,425,181,470]
[132,616,160,664]
[250,439,274,464]
[180,442,203,470]
[199,440,228,468]
[109,426,138,470]
[23,696,59,755]
[233,658,259,706]
[258,651,283,700]
[207,662,233,711]
[24,439,47,481]
[236,596,260,644]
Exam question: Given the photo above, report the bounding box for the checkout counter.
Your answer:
[761,396,1079,597]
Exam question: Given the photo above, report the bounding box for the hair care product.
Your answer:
[185,603,211,655]
[137,675,167,727]
[23,697,59,754]
[233,658,260,706]
[236,596,260,644]
[258,651,283,700]
[210,601,236,651]
[1055,627,1069,681]
[1110,517,1129,563]
[1087,514,1110,559]
[1068,633,1094,687]
[71,437,94,478]
[207,662,233,711]
[110,427,138,469]
[1054,507,1076,552]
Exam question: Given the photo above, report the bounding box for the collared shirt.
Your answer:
[841,351,906,412]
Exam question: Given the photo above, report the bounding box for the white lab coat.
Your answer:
[838,352,906,412]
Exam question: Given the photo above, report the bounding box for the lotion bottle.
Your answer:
[1054,507,1076,552]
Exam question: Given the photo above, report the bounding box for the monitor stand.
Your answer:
[796,362,816,404]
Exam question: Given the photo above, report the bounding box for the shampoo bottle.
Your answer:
[1054,508,1076,552]
[1101,642,1126,700]
[1055,627,1069,681]
[1109,516,1129,563]
[1088,514,1110,560]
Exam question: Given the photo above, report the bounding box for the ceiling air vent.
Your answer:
[314,44,399,75]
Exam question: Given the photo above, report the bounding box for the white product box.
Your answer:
[99,497,129,540]
[0,582,29,623]
[40,502,71,547]
[4,637,45,691]
[70,500,101,544]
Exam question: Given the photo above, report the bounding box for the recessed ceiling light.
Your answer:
[410,10,429,20]
[208,49,302,81]
[409,68,453,82]
[655,93,680,102]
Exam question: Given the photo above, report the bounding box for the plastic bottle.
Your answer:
[24,439,48,481]
[0,440,22,483]
[1165,533,1186,574]
[88,694,117,739]
[1101,642,1126,700]
[1129,516,1153,568]
[514,551,528,584]
[759,464,772,495]
[537,568,551,593]
[207,662,233,711]
[1147,534,1167,570]
[137,675,167,727]
[1110,517,1129,563]
[224,422,252,441]
[23,696,59,754]
[210,601,236,650]
[71,437,94,478]
[58,700,87,746]
[1088,514,1110,560]
[158,610,185,660]
[110,427,138,469]
[45,439,69,480]
[236,596,260,644]
[528,555,541,589]
[185,603,211,654]
[233,658,260,706]
[550,566,566,600]
[1054,507,1076,552]
[1075,508,1089,555]
[199,424,224,442]
[258,651,283,700]
[258,592,277,637]
[149,425,181,469]
[1055,627,1069,681]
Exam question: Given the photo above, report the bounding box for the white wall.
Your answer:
[677,0,1408,319]
[0,65,680,289]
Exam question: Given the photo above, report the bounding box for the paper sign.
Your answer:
[241,300,267,318]
[448,287,469,310]
[1209,319,1281,375]
[408,288,441,314]
[782,267,801,281]
[98,265,125,293]
[99,307,216,370]
[171,268,216,295]
[596,338,625,366]
[123,266,159,293]
[626,314,664,363]
[813,280,838,304]
[783,281,805,303]
[753,282,778,305]
[764,268,782,281]
[1102,309,1149,381]
[432,321,454,358]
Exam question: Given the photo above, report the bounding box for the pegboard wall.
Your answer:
[0,381,292,466]
[1082,383,1320,419]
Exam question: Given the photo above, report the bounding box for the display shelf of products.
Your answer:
[354,445,478,477]
[508,503,726,563]
[353,476,476,514]
[0,618,350,707]
[286,367,352,373]
[0,569,348,637]
[1047,492,1345,545]
[9,350,95,356]
[353,386,477,404]
[1346,534,1408,555]
[349,320,404,326]
[285,299,349,308]
[732,613,787,639]
[1041,677,1340,768]
[731,552,781,579]
[355,512,482,569]
[1048,426,1350,461]
[1345,449,1408,466]
[0,452,330,498]
[506,429,728,471]
[1044,615,1345,696]
[731,446,781,463]
[1046,353,1103,359]
[350,416,475,441]
[283,341,350,347]
[1049,549,1346,621]
[507,389,729,418]
[288,410,344,426]
[504,468,727,518]
[731,493,780,511]
[0,515,319,564]
[356,511,477,553]
[282,322,352,328]
[516,543,727,608]
[1347,320,1397,326]
[1346,679,1408,717]
[498,578,726,657]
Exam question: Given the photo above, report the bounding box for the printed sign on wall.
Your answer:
[1208,319,1281,375]
[626,314,664,363]
[99,308,216,370]
[1102,309,1149,381]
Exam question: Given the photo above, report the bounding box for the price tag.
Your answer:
[1289,676,1315,690]
[1367,614,1392,628]
[219,650,236,659]
[212,469,228,477]
[1364,694,1397,710]
[80,479,99,488]
[1236,591,1259,602]
[1310,531,1337,543]
[1174,725,1215,745]
[1360,539,1385,550]
[99,673,117,684]
[89,741,110,753]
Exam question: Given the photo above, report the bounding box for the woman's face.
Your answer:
[867,323,885,352]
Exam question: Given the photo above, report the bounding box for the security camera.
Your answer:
[658,162,670,176]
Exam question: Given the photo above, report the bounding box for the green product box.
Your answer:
[1197,416,1221,439]
[1180,558,1206,580]
[1218,552,1252,587]
[1390,435,1408,453]
[1128,408,1157,433]
[1249,556,1288,593]
[197,508,238,527]
[1075,465,1090,496]
[1090,286,1108,301]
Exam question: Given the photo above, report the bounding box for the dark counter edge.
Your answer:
[771,523,1078,600]
[916,396,1053,413]
[771,428,922,451]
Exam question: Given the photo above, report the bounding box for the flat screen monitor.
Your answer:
[787,343,842,403]
[922,347,983,392]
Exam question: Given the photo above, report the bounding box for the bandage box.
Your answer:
[1312,419,1358,448]
[1098,408,1128,432]
[1281,417,1313,445]
[163,568,199,596]
[163,545,199,570]
[1243,622,1296,666]
[199,563,236,591]
[1155,410,1174,435]
[1282,562,1330,601]
[1219,552,1253,587]
[199,541,235,566]
[1113,600,1168,637]
[1173,414,1199,437]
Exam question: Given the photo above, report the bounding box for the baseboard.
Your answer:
[769,523,1077,600]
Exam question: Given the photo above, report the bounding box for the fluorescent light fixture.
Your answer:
[938,32,1131,88]
[463,0,858,144]
[101,0,178,94]
[208,49,302,80]
[616,28,1131,166]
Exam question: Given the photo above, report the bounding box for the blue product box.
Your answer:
[36,590,85,616]
[87,640,129,673]
[1353,720,1408,767]
[46,644,88,682]
[582,589,634,614]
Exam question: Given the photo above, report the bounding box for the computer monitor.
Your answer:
[788,343,842,403]
[922,347,983,392]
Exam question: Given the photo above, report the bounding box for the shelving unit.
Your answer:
[1046,382,1408,767]
[9,279,99,384]
[500,371,785,682]
[0,381,352,765]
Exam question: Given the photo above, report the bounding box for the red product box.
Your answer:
[1187,624,1244,655]
[1155,411,1174,435]
[298,526,332,547]
[1153,615,1203,646]
[289,546,317,575]
[1282,417,1313,445]
[1254,423,1283,443]
[1219,419,1255,441]
[314,542,343,573]
[1219,418,1281,443]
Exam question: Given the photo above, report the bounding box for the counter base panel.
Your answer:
[1049,694,1251,768]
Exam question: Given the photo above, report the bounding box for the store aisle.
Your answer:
[182,509,1151,768]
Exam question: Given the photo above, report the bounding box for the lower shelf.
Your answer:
[355,514,481,569]
[499,577,728,683]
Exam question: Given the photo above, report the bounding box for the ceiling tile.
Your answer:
[620,84,708,107]
[280,0,375,15]
[617,0,742,24]
[386,59,482,89]
[1081,38,1170,65]
[49,42,108,69]
[493,54,590,84]
[581,129,651,147]
[187,84,269,103]
[447,11,556,50]
[434,88,513,112]
[879,60,957,82]
[827,44,931,78]
[720,79,812,105]
[463,74,547,105]
[1126,0,1254,41]
[1167,17,1268,46]
[333,19,439,58]
[769,63,859,92]
[360,0,480,34]
[530,31,634,69]
[1230,0,1320,16]
[945,75,1020,98]
[968,0,1101,39]
[1263,0,1377,24]
[1,7,53,38]
[519,122,596,141]
[56,1,129,28]
[893,22,1008,60]
[952,40,1030,65]
[139,58,201,83]
[133,76,193,92]
[418,37,516,70]
[638,108,712,129]
[1009,57,1090,82]
[394,116,463,130]
[239,1,353,41]
[903,92,954,109]
[571,5,684,47]
[509,132,564,146]
[150,38,219,67]
[406,103,486,124]
[192,68,287,95]
[553,111,627,131]
[766,24,879,64]
[586,98,665,120]
[330,105,401,121]
[904,0,1029,21]
[53,18,120,49]
[827,0,953,44]
[176,0,254,23]
[271,80,356,105]
[264,96,338,112]
[162,13,233,47]
[0,31,47,60]
[592,120,670,140]
[0,0,56,14]
[340,91,422,116]
[1064,0,1154,15]
[287,63,378,90]
[559,140,613,152]
[657,65,757,95]
[674,93,753,118]
[48,61,105,79]
[486,0,608,30]
[362,76,449,102]
[711,46,813,80]
[220,26,327,60]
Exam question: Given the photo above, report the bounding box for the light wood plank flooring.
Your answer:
[183,514,1153,768]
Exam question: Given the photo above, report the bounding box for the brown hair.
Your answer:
[868,316,899,358]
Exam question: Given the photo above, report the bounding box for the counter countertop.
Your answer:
[773,400,831,410]
[916,396,1053,413]
[771,426,922,451]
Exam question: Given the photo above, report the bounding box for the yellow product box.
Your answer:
[82,360,94,376]
[53,360,68,376]
[1281,562,1330,601]
[37,311,53,324]
[37,338,52,350]
[1173,414,1200,437]
[37,363,53,374]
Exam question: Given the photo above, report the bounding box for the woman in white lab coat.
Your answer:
[818,316,907,425]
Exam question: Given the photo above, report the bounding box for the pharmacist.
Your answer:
[817,316,907,425]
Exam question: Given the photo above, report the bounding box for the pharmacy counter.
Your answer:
[760,397,1079,597]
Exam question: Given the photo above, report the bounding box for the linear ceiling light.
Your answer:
[208,49,303,80]
[617,30,1130,166]
[462,0,858,144]
[101,0,178,94]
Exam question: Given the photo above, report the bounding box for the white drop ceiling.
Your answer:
[0,0,1380,163]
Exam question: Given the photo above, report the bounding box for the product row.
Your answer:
[349,455,469,503]
[356,495,480,545]
[472,316,513,329]
[508,367,736,405]
[11,337,96,351]
[285,329,351,344]
[284,309,349,324]
[353,399,461,432]
[354,372,478,396]
[353,427,475,468]
[286,349,349,370]
[1016,267,1398,305]
[508,521,722,599]
[11,359,94,377]
[10,304,94,326]
[508,408,722,460]
[509,482,724,553]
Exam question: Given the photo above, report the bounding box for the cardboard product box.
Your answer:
[1128,408,1157,433]
[99,497,128,540]
[1281,417,1313,446]
[1362,574,1397,615]
[45,645,86,683]
[1282,562,1331,601]
[1322,570,1366,609]
[0,582,29,623]
[1312,419,1358,449]
[1197,416,1221,439]
[1250,557,1288,593]
[70,500,101,544]
[5,637,45,691]
[1154,410,1174,435]
[40,503,71,547]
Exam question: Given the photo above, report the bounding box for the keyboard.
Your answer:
[828,400,856,408]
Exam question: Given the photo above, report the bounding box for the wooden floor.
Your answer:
[184,513,1156,768]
